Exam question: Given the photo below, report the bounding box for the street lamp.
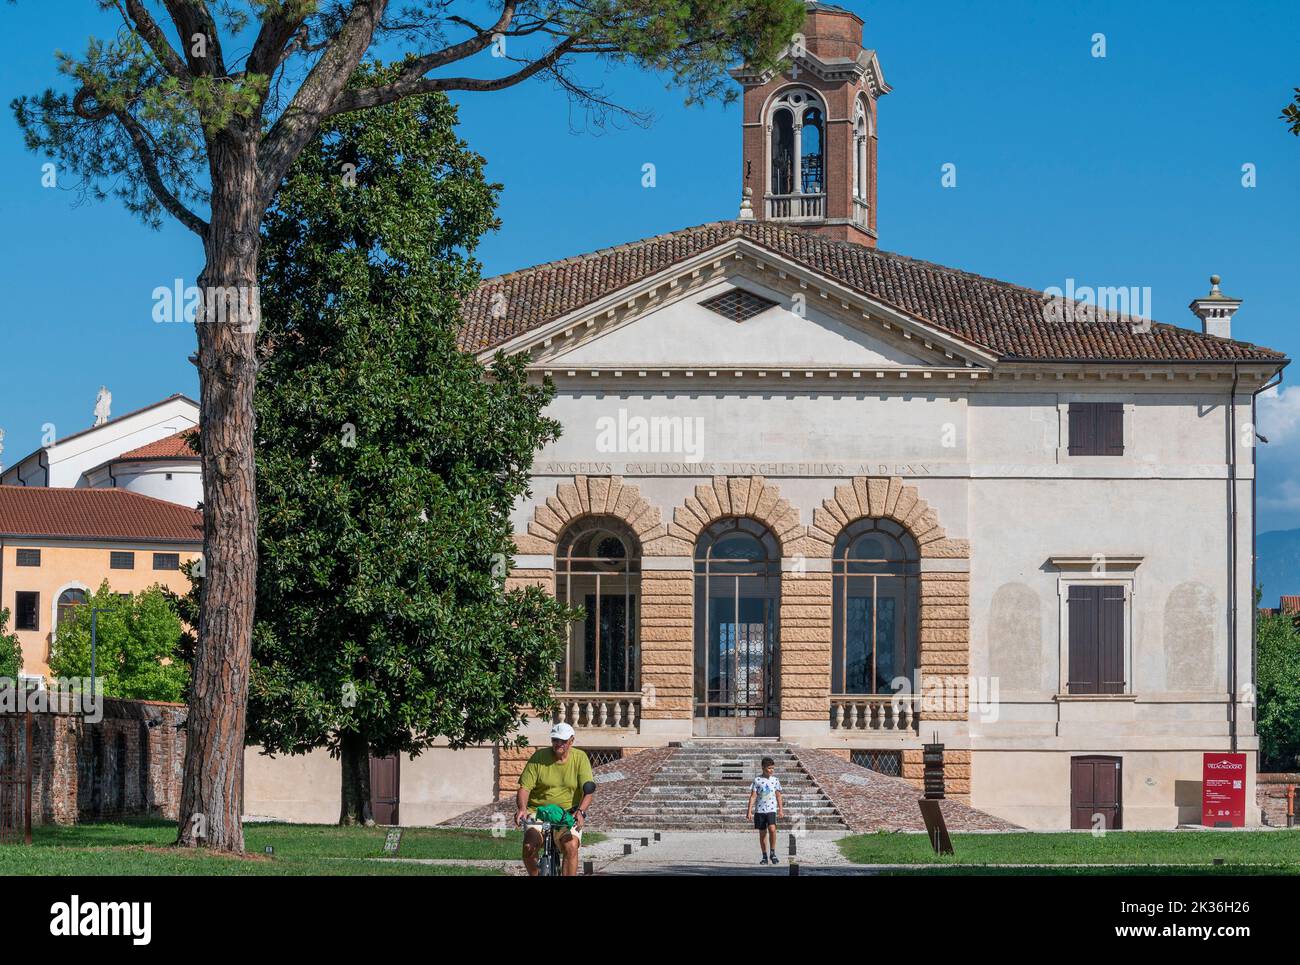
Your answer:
[89,606,118,698]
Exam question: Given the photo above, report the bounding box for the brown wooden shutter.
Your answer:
[1068,584,1126,694]
[1067,403,1091,455]
[1098,585,1126,693]
[1102,402,1125,455]
[1067,584,1099,693]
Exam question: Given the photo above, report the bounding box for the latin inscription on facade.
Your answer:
[535,461,935,477]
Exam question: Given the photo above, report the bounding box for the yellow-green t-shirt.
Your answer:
[519,747,594,811]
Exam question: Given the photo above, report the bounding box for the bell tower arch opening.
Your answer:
[733,1,890,245]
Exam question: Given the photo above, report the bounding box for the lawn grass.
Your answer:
[0,820,519,876]
[837,829,1300,869]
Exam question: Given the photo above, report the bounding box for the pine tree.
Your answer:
[249,70,573,824]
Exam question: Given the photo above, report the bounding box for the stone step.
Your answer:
[634,819,848,830]
[621,807,841,817]
[611,743,847,830]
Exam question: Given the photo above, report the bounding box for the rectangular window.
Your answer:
[110,551,135,570]
[1068,402,1124,456]
[1067,584,1126,694]
[15,549,40,567]
[153,552,180,571]
[14,592,39,631]
[850,749,903,777]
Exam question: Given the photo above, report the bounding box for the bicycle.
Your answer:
[519,781,596,877]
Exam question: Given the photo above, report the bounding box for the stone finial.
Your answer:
[739,186,754,220]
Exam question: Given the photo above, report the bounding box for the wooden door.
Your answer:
[1071,755,1121,830]
[369,754,400,826]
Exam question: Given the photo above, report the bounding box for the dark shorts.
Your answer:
[753,811,778,830]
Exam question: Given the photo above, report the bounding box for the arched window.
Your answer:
[57,588,87,629]
[767,88,827,204]
[832,519,919,694]
[770,107,795,195]
[556,518,640,693]
[853,99,869,201]
[694,518,781,734]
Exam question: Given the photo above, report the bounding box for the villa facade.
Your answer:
[458,3,1288,829]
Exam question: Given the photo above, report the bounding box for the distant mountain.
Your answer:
[1257,528,1300,607]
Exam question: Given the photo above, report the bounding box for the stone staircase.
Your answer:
[618,741,847,830]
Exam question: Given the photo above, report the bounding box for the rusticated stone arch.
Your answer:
[813,476,972,797]
[813,476,968,559]
[666,475,816,554]
[517,475,667,555]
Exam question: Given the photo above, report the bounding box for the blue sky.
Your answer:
[1,0,1297,527]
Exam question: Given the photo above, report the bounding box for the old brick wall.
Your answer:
[1257,773,1299,827]
[0,698,186,826]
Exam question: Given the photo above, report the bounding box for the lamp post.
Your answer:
[89,606,117,698]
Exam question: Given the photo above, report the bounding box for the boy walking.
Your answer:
[746,756,784,865]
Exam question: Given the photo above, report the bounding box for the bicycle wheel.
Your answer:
[540,833,560,876]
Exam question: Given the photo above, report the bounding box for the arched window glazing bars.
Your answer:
[831,519,919,695]
[693,518,781,723]
[555,518,641,693]
[57,588,87,629]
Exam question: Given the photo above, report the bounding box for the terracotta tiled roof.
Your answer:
[0,487,202,544]
[116,430,199,462]
[1281,596,1300,614]
[459,222,1288,364]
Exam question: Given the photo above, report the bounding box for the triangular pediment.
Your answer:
[546,274,936,368]
[500,238,995,373]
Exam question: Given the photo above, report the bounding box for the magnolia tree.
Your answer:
[13,0,804,853]
[251,76,574,825]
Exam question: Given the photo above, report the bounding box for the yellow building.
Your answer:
[0,486,202,679]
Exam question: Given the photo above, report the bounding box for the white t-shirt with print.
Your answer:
[751,775,782,813]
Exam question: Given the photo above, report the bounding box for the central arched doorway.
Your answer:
[693,518,781,736]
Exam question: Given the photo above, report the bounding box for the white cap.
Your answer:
[550,721,575,741]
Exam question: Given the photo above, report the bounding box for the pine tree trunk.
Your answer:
[339,732,375,826]
[175,136,261,853]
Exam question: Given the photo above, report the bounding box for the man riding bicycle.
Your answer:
[515,721,595,876]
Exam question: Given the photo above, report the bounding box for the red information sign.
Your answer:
[1201,752,1247,827]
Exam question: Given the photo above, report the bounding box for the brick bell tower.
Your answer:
[733,1,890,246]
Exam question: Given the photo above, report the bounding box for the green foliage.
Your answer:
[248,70,574,760]
[1257,606,1300,770]
[0,608,22,679]
[47,583,189,701]
[1283,88,1300,136]
[11,1,805,227]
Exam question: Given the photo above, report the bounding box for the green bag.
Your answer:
[535,803,575,827]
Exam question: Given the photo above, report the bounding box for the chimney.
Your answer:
[1189,275,1241,340]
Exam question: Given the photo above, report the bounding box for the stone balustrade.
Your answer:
[554,693,641,731]
[829,694,921,733]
